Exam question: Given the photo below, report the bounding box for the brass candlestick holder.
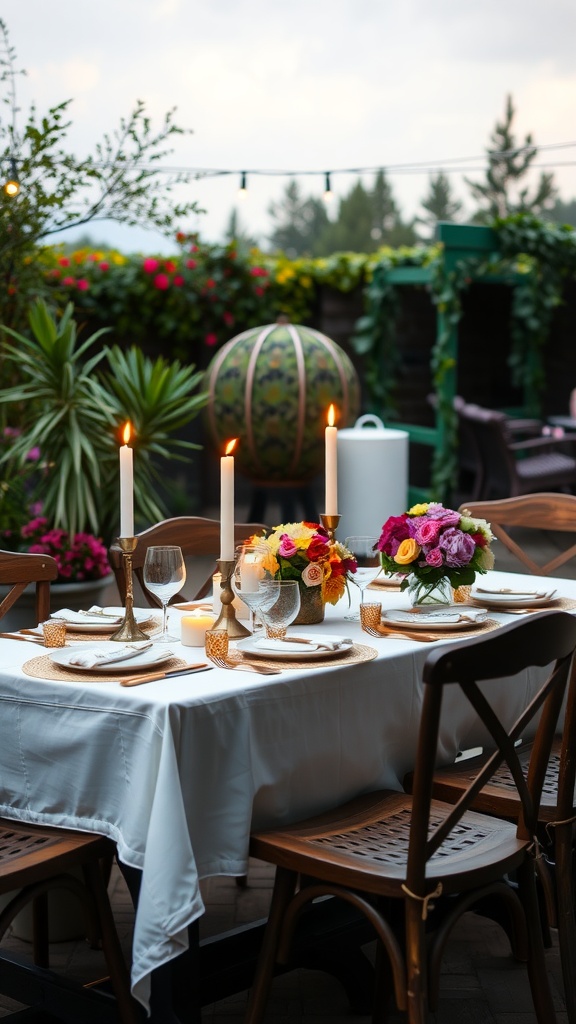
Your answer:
[109,537,150,642]
[320,513,341,542]
[213,558,251,639]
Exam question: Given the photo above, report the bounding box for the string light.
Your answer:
[3,158,19,197]
[323,171,333,202]
[238,170,248,200]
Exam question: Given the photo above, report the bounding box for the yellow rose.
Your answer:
[394,538,421,565]
[408,503,429,517]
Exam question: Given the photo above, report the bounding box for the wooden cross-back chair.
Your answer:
[109,516,268,606]
[244,613,576,1024]
[461,493,576,576]
[0,549,58,623]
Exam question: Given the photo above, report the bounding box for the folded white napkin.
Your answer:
[52,607,122,625]
[253,634,350,654]
[67,642,154,669]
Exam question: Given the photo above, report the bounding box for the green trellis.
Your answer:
[353,217,576,505]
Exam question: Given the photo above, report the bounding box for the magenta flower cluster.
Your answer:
[21,517,111,582]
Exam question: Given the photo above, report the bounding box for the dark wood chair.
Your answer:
[0,822,140,1022]
[412,491,576,1023]
[0,549,58,623]
[245,612,576,1024]
[457,402,576,501]
[109,516,268,606]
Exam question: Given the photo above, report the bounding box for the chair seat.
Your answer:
[0,819,114,890]
[251,789,526,897]
[517,453,576,484]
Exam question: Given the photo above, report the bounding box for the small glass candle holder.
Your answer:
[205,628,229,660]
[360,602,382,632]
[42,619,67,648]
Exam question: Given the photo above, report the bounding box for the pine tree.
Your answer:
[267,179,330,256]
[415,172,463,240]
[466,94,557,222]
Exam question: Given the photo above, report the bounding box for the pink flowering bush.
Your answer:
[20,517,111,582]
[378,502,494,590]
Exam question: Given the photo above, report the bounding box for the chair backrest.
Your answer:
[457,403,518,498]
[0,550,59,624]
[460,493,576,575]
[109,517,268,605]
[406,612,576,895]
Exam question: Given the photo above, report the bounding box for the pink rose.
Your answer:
[278,533,297,558]
[415,519,442,546]
[425,547,444,568]
[143,258,159,273]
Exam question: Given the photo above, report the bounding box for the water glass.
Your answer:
[205,628,229,661]
[42,619,67,648]
[360,602,382,632]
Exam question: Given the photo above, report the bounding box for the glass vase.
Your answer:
[407,576,453,607]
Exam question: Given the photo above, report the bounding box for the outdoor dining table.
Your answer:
[0,568,574,1019]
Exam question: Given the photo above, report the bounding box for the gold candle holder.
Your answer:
[109,537,150,642]
[320,513,341,542]
[213,559,251,639]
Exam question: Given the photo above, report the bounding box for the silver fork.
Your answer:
[207,655,281,675]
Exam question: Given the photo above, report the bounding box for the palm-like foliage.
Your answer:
[0,300,209,543]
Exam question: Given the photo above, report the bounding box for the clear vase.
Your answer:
[407,576,453,607]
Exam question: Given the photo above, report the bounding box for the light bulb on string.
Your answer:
[3,158,19,197]
[323,172,333,203]
[238,171,248,200]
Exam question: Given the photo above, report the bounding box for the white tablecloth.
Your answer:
[0,569,572,1010]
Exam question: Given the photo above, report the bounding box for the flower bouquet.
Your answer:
[252,521,357,622]
[377,503,494,605]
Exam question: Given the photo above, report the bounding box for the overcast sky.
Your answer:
[4,0,576,253]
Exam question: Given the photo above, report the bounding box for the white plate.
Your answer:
[172,601,213,612]
[50,606,154,633]
[382,608,488,632]
[470,588,556,609]
[50,642,175,674]
[236,635,354,660]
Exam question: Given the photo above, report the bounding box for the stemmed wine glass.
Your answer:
[344,535,381,621]
[143,545,186,642]
[231,544,279,635]
[260,580,301,639]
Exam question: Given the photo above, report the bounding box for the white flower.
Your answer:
[302,562,323,587]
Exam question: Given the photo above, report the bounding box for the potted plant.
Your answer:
[0,298,209,612]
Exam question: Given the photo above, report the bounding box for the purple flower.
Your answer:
[425,504,461,527]
[439,527,476,567]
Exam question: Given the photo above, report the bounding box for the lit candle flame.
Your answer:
[327,405,336,428]
[122,421,132,445]
[225,438,238,456]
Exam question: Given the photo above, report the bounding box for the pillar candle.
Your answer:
[119,422,134,538]
[325,404,338,515]
[220,439,237,560]
[181,611,215,646]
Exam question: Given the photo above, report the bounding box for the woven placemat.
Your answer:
[22,654,188,683]
[229,642,378,671]
[59,615,162,642]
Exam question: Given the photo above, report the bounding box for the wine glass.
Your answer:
[143,545,186,642]
[344,535,381,621]
[231,544,279,635]
[260,580,301,639]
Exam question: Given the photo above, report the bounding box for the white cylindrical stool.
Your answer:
[337,415,409,540]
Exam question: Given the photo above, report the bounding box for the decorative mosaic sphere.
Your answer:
[203,321,361,484]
